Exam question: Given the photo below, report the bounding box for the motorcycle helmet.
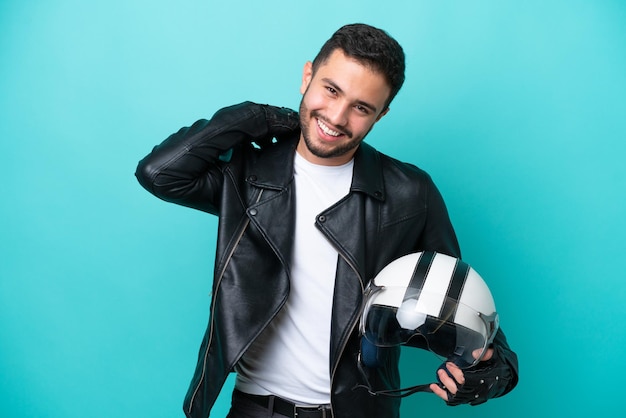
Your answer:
[360,251,499,369]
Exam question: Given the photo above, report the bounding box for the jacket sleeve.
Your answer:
[135,101,299,214]
[416,175,462,259]
[490,327,519,398]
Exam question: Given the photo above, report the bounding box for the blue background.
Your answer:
[1,1,625,416]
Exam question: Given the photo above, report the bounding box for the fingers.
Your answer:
[429,383,448,401]
[431,351,495,403]
[431,361,466,402]
[473,347,494,361]
[441,362,465,387]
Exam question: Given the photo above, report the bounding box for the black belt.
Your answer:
[235,389,331,418]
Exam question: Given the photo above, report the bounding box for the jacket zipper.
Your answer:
[329,251,365,417]
[187,190,264,415]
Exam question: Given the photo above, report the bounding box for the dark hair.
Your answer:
[312,23,406,110]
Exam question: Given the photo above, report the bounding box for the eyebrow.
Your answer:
[321,77,379,113]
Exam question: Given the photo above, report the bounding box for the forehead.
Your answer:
[313,50,391,110]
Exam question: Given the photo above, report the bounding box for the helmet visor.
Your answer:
[361,297,498,368]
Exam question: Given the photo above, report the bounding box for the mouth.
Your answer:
[316,118,345,139]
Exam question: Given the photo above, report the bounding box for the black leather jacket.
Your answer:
[136,102,518,417]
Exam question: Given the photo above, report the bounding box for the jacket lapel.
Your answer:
[316,142,385,283]
[245,138,298,270]
[316,143,386,366]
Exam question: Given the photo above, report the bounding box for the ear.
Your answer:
[300,61,313,95]
[375,107,390,122]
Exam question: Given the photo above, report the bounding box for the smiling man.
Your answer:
[136,24,518,418]
[297,48,391,165]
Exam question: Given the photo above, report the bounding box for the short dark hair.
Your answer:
[312,23,406,110]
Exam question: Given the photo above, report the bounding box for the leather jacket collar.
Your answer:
[246,136,385,202]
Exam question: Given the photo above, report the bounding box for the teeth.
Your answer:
[317,119,341,137]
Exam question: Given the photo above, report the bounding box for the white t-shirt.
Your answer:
[235,151,354,404]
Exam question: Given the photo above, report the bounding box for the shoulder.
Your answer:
[362,142,434,185]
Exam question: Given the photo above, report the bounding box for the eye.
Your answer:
[325,86,337,95]
[355,105,370,115]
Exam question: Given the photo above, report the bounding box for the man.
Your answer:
[136,23,518,418]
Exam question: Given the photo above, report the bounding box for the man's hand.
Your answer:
[429,348,493,401]
[255,104,299,148]
[428,346,512,406]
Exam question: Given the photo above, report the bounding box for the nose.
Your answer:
[326,100,350,127]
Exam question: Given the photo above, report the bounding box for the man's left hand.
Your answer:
[429,348,493,401]
[429,347,512,406]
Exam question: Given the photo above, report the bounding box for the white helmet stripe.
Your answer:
[413,252,457,317]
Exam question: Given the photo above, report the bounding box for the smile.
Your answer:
[317,119,342,137]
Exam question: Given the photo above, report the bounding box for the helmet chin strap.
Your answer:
[352,350,434,398]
